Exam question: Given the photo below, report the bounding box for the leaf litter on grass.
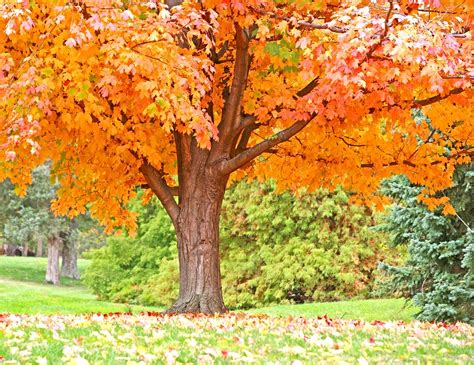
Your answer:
[0,312,472,364]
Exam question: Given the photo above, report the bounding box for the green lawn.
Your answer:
[0,279,157,314]
[0,256,89,287]
[0,256,472,364]
[248,298,418,322]
[0,256,418,321]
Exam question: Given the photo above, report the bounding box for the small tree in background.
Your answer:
[379,163,473,323]
[0,164,103,283]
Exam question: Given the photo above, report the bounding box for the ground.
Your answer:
[0,256,472,364]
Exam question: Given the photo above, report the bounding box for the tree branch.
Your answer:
[232,122,261,157]
[360,148,473,168]
[217,114,316,175]
[414,88,464,107]
[141,184,179,196]
[366,0,393,60]
[139,161,180,225]
[212,23,251,160]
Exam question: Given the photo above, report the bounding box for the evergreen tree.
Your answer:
[379,163,473,323]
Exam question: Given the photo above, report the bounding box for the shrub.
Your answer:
[220,181,391,308]
[83,194,176,304]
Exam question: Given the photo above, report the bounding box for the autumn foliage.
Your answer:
[0,0,472,312]
[0,0,472,228]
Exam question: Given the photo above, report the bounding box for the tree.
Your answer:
[379,163,473,323]
[0,165,58,259]
[0,0,472,313]
[0,164,87,283]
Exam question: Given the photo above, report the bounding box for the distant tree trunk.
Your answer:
[46,236,61,285]
[36,238,43,257]
[61,238,80,280]
[5,244,16,256]
[22,242,29,257]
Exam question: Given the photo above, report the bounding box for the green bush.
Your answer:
[219,181,391,308]
[379,164,473,323]
[85,182,393,309]
[83,194,176,304]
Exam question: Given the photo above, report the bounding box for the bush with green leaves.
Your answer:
[218,181,392,308]
[83,194,176,304]
[379,164,473,323]
[85,182,393,308]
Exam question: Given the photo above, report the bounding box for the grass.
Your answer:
[0,256,157,314]
[0,313,472,364]
[0,256,89,287]
[248,298,418,322]
[0,279,156,314]
[0,256,417,321]
[0,256,472,364]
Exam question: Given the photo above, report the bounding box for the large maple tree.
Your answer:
[0,0,472,313]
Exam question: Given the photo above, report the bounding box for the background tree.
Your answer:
[0,164,100,283]
[0,0,472,312]
[0,165,57,258]
[379,163,473,323]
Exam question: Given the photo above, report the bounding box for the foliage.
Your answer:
[0,0,471,231]
[1,313,473,364]
[0,164,67,249]
[219,181,393,308]
[379,163,473,323]
[0,164,105,255]
[85,182,394,308]
[83,192,176,304]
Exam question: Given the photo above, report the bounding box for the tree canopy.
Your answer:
[0,0,471,231]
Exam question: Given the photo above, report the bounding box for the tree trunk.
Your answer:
[61,237,80,280]
[167,174,227,314]
[45,236,61,285]
[36,238,43,257]
[22,242,29,257]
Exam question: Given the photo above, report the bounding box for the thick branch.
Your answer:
[139,161,180,225]
[218,115,315,175]
[213,23,251,159]
[141,184,179,196]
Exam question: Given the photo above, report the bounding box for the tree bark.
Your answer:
[166,172,227,314]
[61,237,80,280]
[22,242,29,257]
[46,235,61,285]
[36,238,43,257]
